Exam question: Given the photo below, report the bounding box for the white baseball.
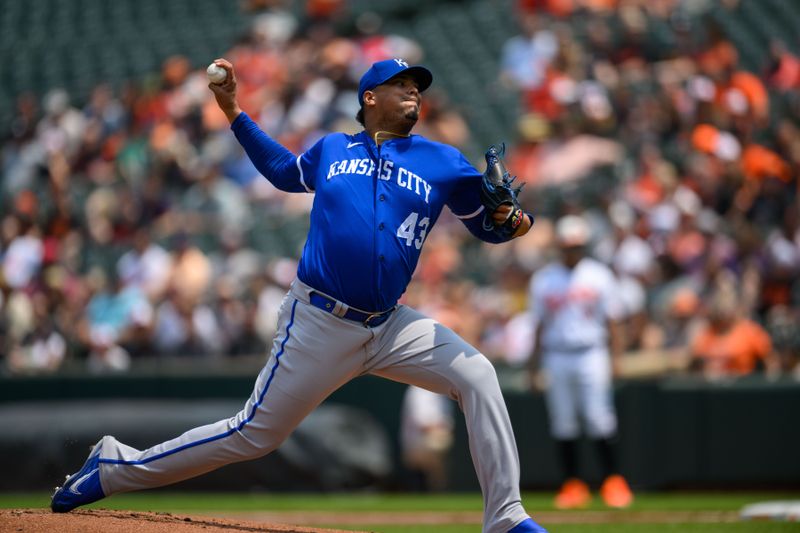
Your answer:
[206,63,227,84]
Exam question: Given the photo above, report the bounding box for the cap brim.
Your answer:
[388,66,433,92]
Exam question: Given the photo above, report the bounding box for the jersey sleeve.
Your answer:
[295,137,325,192]
[231,112,309,193]
[446,151,533,243]
[446,153,484,217]
[446,153,508,244]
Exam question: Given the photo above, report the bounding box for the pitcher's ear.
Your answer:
[363,90,376,106]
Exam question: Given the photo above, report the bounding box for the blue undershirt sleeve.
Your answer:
[459,208,534,243]
[459,211,508,244]
[231,112,308,193]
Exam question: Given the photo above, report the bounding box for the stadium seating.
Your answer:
[2,0,798,152]
[0,0,248,125]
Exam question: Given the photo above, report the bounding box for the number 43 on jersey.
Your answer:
[397,212,429,249]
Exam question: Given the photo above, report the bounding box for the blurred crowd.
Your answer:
[1,0,799,380]
[0,1,458,373]
[493,0,800,379]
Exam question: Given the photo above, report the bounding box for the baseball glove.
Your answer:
[480,143,525,238]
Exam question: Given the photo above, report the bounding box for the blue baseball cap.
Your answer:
[357,59,433,105]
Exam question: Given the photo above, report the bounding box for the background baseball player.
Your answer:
[51,58,546,533]
[528,214,633,509]
[400,385,455,492]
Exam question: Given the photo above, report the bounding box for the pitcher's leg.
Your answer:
[99,360,317,494]
[98,296,369,495]
[368,307,532,533]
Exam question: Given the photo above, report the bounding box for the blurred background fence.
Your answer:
[1,372,799,491]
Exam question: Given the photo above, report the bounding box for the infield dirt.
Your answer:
[0,509,365,533]
[1,507,742,532]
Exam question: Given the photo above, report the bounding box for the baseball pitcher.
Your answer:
[51,58,545,533]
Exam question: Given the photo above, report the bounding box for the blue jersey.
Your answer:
[232,112,514,312]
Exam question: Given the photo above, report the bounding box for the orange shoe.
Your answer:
[554,478,591,509]
[600,474,633,508]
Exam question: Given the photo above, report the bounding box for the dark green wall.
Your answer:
[2,374,798,490]
[451,378,800,491]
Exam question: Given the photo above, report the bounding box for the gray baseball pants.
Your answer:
[94,279,529,532]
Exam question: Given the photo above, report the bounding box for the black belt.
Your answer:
[544,344,595,354]
[309,292,395,328]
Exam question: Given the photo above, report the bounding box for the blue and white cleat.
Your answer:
[508,517,548,533]
[51,438,107,513]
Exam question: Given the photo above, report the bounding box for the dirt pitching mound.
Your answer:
[0,509,365,533]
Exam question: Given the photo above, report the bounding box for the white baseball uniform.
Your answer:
[528,257,623,439]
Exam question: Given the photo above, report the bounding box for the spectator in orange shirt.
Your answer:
[766,40,800,92]
[690,289,776,378]
[741,144,792,184]
[727,70,769,122]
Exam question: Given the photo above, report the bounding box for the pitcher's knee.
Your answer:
[453,354,500,394]
[246,429,291,457]
[225,420,292,460]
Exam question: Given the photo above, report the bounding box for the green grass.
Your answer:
[6,491,799,512]
[520,527,800,533]
[4,491,800,532]
[219,525,800,533]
